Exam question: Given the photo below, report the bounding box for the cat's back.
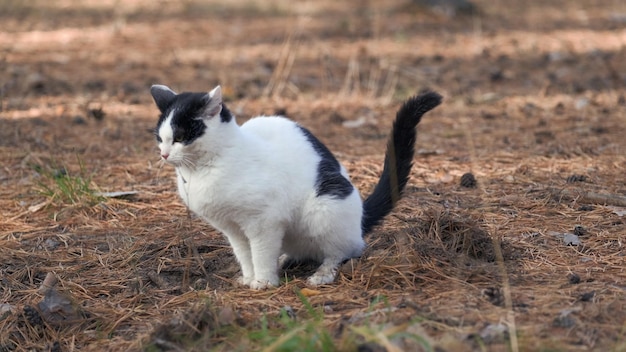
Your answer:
[241,115,297,141]
[241,116,313,153]
[240,115,326,186]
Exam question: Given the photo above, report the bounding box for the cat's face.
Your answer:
[150,85,223,167]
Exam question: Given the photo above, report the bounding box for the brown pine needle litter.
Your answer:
[2,0,626,351]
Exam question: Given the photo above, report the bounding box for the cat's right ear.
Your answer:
[150,85,177,113]
[202,85,223,117]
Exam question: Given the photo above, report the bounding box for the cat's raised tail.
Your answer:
[361,91,443,235]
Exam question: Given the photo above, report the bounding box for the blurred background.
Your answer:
[2,0,625,105]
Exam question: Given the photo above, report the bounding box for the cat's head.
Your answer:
[150,84,231,167]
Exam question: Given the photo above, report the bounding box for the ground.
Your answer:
[1,0,626,351]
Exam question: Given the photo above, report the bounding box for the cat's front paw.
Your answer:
[249,279,278,290]
[236,276,254,286]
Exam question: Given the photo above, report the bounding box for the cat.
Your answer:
[150,84,442,289]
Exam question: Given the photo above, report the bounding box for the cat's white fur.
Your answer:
[156,86,364,289]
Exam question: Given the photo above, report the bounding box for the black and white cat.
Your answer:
[150,85,441,289]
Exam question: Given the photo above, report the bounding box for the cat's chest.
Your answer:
[175,168,214,211]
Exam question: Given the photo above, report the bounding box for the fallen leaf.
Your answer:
[300,288,321,297]
[218,307,236,326]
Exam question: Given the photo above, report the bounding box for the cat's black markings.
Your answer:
[361,91,442,235]
[297,125,354,199]
[153,91,233,145]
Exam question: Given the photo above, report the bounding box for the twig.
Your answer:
[339,54,360,97]
[549,188,626,207]
[263,25,300,99]
[462,115,519,352]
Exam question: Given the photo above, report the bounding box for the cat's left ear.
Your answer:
[202,85,223,117]
[151,85,177,113]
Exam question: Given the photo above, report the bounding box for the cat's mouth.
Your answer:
[159,151,178,165]
[160,154,193,168]
[162,157,181,166]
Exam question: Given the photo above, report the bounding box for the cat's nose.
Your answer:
[161,153,169,160]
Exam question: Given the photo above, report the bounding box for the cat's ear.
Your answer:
[150,85,177,113]
[202,85,223,117]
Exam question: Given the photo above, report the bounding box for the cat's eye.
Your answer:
[153,130,162,143]
[173,136,183,144]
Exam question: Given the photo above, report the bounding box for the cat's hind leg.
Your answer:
[278,253,292,269]
[304,193,365,286]
[307,257,342,286]
[306,234,363,286]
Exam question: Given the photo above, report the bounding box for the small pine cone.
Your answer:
[50,341,62,352]
[460,172,477,188]
[23,305,43,327]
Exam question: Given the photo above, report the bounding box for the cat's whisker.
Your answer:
[181,154,196,169]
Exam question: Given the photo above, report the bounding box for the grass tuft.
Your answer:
[32,156,104,207]
[247,292,335,352]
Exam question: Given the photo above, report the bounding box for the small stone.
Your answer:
[568,273,581,284]
[521,102,538,116]
[553,310,577,328]
[478,323,508,343]
[574,98,589,110]
[489,69,504,82]
[573,225,587,237]
[0,303,15,316]
[534,130,554,143]
[460,172,477,188]
[72,115,87,125]
[53,168,68,179]
[281,305,296,320]
[580,291,595,302]
[44,238,60,250]
[564,233,581,246]
[481,111,497,120]
[566,174,586,183]
[482,287,503,306]
[89,107,106,121]
[217,307,236,326]
[274,108,287,116]
[50,341,61,352]
[554,102,566,115]
[38,287,83,325]
[193,278,207,290]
